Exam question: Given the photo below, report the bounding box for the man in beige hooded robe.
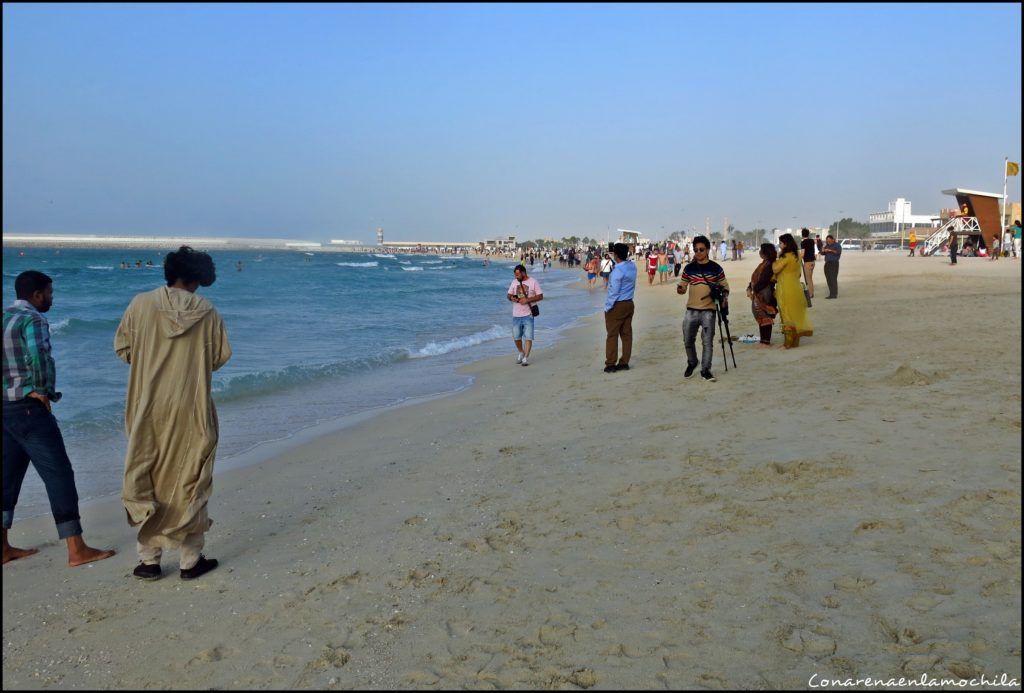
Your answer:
[114,246,231,581]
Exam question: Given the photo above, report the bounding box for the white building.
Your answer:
[329,239,362,246]
[868,198,938,237]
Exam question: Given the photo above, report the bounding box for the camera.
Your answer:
[708,283,726,304]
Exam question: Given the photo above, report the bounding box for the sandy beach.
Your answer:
[2,253,1020,690]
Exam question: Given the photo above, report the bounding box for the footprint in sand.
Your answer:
[834,575,876,592]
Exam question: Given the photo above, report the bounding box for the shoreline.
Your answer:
[3,253,1020,689]
[10,264,602,522]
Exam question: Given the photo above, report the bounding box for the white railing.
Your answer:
[920,216,981,256]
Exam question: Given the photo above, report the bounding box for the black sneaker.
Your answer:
[615,364,629,371]
[180,555,219,581]
[700,370,716,382]
[684,363,697,378]
[603,365,617,373]
[132,562,162,581]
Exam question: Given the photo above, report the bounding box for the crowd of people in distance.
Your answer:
[504,227,843,387]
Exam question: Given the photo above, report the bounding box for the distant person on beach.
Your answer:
[677,235,729,382]
[989,233,1000,261]
[773,234,814,348]
[908,230,917,257]
[1002,228,1013,258]
[746,243,778,348]
[646,251,658,286]
[800,228,816,299]
[657,248,669,284]
[820,234,842,299]
[604,243,636,373]
[719,239,728,263]
[3,271,116,567]
[507,265,542,367]
[672,245,684,277]
[1013,220,1022,259]
[959,203,970,218]
[584,255,599,289]
[600,253,614,288]
[115,246,232,581]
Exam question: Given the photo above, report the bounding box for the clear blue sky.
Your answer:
[3,3,1021,242]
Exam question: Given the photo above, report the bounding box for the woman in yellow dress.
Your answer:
[772,233,813,348]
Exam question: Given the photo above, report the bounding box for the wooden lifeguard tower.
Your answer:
[920,188,1006,256]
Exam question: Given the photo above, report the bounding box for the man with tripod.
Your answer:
[677,236,730,382]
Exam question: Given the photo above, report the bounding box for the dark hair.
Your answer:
[759,242,777,263]
[779,233,799,257]
[15,270,53,300]
[164,246,216,287]
[513,264,527,274]
[612,243,629,261]
[801,227,810,238]
[693,235,710,250]
[826,235,835,242]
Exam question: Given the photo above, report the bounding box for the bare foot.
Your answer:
[66,535,117,566]
[68,546,116,567]
[3,545,39,564]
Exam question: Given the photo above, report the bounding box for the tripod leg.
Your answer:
[724,317,737,368]
[716,307,728,372]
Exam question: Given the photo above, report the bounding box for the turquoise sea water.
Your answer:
[2,247,603,520]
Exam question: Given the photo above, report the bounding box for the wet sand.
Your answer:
[2,253,1020,689]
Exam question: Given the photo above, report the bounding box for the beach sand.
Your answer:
[2,254,1020,689]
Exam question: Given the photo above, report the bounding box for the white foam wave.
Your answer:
[48,317,71,334]
[401,266,424,271]
[399,261,412,265]
[420,260,443,264]
[373,253,396,259]
[87,265,114,270]
[336,262,378,268]
[409,324,507,358]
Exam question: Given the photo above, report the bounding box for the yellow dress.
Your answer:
[771,253,813,337]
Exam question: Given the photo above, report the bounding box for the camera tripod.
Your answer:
[713,298,737,371]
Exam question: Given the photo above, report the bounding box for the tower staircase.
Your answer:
[920,216,981,256]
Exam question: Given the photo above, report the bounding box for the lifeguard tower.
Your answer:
[920,189,1005,256]
[617,229,640,255]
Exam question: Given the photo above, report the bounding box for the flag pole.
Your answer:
[1003,158,1009,246]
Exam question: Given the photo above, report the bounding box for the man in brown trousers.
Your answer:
[603,243,637,373]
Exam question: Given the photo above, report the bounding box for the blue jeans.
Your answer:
[2,398,83,539]
[682,308,717,372]
[512,316,535,341]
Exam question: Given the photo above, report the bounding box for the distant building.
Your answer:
[329,239,362,246]
[868,198,938,237]
[480,236,517,252]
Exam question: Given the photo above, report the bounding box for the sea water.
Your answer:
[2,247,604,519]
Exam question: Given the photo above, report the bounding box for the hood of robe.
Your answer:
[156,286,213,338]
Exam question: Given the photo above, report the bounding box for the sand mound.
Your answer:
[890,363,934,385]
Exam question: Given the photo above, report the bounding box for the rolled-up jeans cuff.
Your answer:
[2,510,13,530]
[55,519,83,540]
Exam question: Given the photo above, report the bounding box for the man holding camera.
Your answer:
[677,236,729,382]
[507,265,543,367]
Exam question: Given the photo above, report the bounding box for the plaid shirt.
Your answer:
[3,299,62,402]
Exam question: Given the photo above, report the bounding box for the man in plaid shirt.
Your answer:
[3,270,115,566]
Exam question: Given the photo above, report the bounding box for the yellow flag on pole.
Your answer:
[1007,161,1020,176]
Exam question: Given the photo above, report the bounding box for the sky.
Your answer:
[3,3,1021,243]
